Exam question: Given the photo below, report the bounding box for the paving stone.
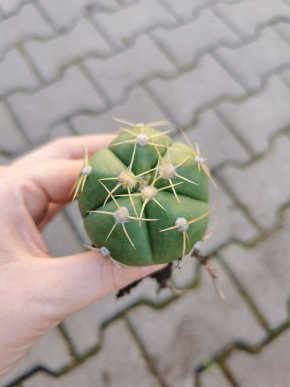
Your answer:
[214,28,290,92]
[160,0,234,21]
[275,21,290,42]
[65,201,91,245]
[280,68,290,86]
[147,54,243,127]
[93,0,177,48]
[173,109,250,170]
[0,0,28,15]
[8,67,106,143]
[0,102,27,152]
[199,367,232,387]
[227,328,290,387]
[48,122,74,141]
[0,4,52,58]
[0,49,38,97]
[220,207,290,329]
[202,181,259,255]
[216,77,290,155]
[25,19,111,81]
[38,0,118,29]
[84,35,175,104]
[0,153,12,165]
[153,8,239,68]
[71,86,169,135]
[62,277,171,355]
[0,329,72,386]
[23,320,161,387]
[214,0,290,38]
[128,258,265,387]
[43,212,83,257]
[218,134,290,231]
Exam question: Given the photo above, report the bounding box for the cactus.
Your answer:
[74,118,213,267]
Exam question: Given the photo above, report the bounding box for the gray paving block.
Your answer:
[201,182,259,255]
[153,8,239,68]
[216,77,290,155]
[275,20,290,42]
[218,134,290,230]
[43,212,83,257]
[173,109,250,170]
[93,0,177,48]
[220,207,290,328]
[62,277,170,355]
[8,66,106,143]
[38,0,119,29]
[48,122,74,140]
[0,102,27,152]
[160,0,234,21]
[199,367,232,387]
[215,0,290,38]
[71,86,169,135]
[23,320,161,387]
[25,19,111,81]
[0,49,39,97]
[227,329,290,387]
[214,28,290,91]
[128,258,264,387]
[0,329,72,386]
[146,54,244,127]
[0,0,28,15]
[84,35,176,104]
[0,4,52,58]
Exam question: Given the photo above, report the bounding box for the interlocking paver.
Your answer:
[202,182,259,255]
[38,0,119,29]
[216,77,290,155]
[220,207,290,328]
[173,109,250,169]
[43,212,83,257]
[199,367,232,387]
[214,28,290,91]
[0,329,72,386]
[84,35,176,104]
[214,0,290,38]
[0,102,27,152]
[275,20,290,42]
[25,19,111,81]
[62,277,166,355]
[8,67,106,142]
[71,86,169,136]
[23,320,161,387]
[160,0,234,21]
[128,259,264,387]
[0,49,38,96]
[153,8,239,68]
[0,0,28,16]
[227,328,290,387]
[93,0,177,48]
[146,54,244,127]
[0,4,52,58]
[218,134,290,231]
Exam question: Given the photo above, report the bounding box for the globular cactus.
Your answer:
[74,118,213,267]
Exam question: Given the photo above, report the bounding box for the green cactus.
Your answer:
[74,119,213,267]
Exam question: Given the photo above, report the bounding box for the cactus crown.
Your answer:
[74,118,213,266]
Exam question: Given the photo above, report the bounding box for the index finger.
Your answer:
[12,134,116,166]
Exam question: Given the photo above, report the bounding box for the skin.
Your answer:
[0,135,164,375]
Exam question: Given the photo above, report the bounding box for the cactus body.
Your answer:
[77,123,210,266]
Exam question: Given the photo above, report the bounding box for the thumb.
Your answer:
[40,251,165,317]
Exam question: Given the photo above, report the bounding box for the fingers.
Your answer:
[39,251,166,316]
[12,134,116,166]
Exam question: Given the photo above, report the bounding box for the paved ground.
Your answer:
[1,0,290,386]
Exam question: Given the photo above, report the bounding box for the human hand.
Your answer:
[0,135,164,374]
